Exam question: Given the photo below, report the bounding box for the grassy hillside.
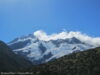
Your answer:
[30,47,100,75]
[0,40,33,72]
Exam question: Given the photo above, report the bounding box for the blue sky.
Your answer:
[0,0,100,42]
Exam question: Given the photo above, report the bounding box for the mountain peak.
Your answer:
[7,31,100,65]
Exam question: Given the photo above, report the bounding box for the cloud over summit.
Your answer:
[34,30,100,47]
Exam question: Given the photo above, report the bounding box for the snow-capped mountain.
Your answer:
[8,30,100,64]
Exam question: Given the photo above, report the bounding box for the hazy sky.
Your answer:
[0,0,100,42]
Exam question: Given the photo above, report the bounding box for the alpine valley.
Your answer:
[1,31,100,75]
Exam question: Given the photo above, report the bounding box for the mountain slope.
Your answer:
[29,47,100,75]
[0,40,33,72]
[8,33,94,64]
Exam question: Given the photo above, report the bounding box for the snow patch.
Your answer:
[34,30,100,47]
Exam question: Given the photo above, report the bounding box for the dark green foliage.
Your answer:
[0,40,33,72]
[30,47,100,75]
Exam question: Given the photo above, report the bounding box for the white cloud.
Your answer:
[34,30,100,47]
